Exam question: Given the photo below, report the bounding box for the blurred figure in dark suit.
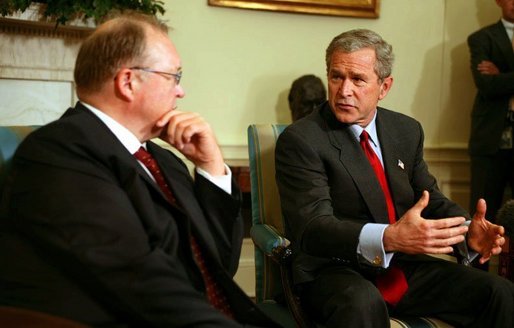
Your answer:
[288,74,326,122]
[467,0,514,225]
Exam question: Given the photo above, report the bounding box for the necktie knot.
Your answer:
[134,147,153,167]
[134,147,176,204]
[360,130,370,143]
[360,130,375,151]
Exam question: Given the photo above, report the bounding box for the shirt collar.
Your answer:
[501,18,514,39]
[501,18,514,30]
[80,101,144,154]
[348,109,379,147]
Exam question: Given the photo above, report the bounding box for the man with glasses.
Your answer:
[0,13,279,327]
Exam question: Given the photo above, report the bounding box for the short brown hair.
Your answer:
[74,12,168,94]
[325,29,394,81]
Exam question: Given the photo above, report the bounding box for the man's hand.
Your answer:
[477,60,499,75]
[156,110,226,176]
[383,191,468,254]
[467,199,505,264]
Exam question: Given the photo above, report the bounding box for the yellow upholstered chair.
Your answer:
[247,124,453,328]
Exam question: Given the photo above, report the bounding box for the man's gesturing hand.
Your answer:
[383,191,468,254]
[468,199,505,264]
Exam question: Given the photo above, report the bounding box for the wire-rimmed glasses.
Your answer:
[130,67,182,85]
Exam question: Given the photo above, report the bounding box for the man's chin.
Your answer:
[333,110,356,125]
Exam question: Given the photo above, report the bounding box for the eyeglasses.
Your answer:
[130,67,182,85]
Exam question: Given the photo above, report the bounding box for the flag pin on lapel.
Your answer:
[398,160,405,170]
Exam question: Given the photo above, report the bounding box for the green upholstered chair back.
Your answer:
[247,124,288,303]
[0,126,39,192]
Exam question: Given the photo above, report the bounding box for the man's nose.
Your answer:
[338,79,352,96]
[176,84,186,98]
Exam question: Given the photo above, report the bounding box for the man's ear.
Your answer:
[114,68,137,101]
[378,76,393,100]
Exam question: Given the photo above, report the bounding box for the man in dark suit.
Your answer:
[0,13,279,328]
[276,29,514,327]
[288,74,326,122]
[467,0,514,224]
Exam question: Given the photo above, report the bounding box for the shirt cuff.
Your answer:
[357,223,395,268]
[460,220,478,265]
[196,164,232,194]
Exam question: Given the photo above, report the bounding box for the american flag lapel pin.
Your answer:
[398,159,405,170]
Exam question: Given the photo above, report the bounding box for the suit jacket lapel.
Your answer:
[375,110,410,219]
[145,142,189,212]
[377,133,403,201]
[147,142,221,263]
[490,20,514,70]
[323,108,390,224]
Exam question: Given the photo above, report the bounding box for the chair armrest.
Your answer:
[250,224,290,257]
[251,224,317,328]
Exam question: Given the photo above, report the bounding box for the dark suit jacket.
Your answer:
[275,103,469,285]
[468,20,514,155]
[0,103,277,327]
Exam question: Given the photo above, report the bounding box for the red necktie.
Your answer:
[359,131,408,306]
[134,147,234,318]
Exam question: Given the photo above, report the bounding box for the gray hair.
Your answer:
[325,29,394,81]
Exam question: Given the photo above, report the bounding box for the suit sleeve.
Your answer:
[194,172,244,276]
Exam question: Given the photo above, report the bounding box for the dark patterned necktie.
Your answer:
[134,147,234,318]
[359,131,408,306]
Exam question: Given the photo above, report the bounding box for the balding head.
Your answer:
[74,12,168,97]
